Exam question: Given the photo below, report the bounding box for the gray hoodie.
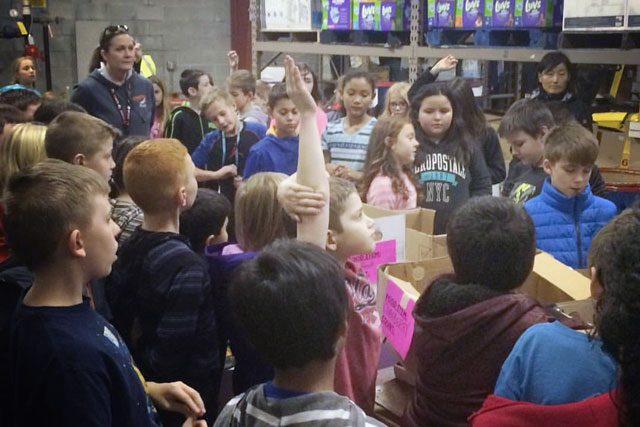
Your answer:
[214,384,386,426]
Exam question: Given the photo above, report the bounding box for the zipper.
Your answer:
[574,198,583,268]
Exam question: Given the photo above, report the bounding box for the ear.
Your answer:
[177,185,188,208]
[537,72,543,84]
[333,319,349,354]
[100,49,107,63]
[326,229,338,253]
[72,153,85,166]
[542,158,552,175]
[67,229,86,259]
[590,267,604,300]
[187,86,197,98]
[384,136,392,147]
[540,125,550,137]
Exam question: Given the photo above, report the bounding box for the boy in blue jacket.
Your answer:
[524,122,617,268]
[243,83,300,179]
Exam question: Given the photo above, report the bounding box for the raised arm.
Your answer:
[284,56,329,248]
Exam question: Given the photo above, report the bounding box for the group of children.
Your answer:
[0,44,637,427]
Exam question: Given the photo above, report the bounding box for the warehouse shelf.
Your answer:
[255,40,640,66]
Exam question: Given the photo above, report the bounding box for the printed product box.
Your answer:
[380,1,398,30]
[427,0,457,27]
[455,0,485,28]
[514,0,555,27]
[353,0,378,29]
[629,0,640,29]
[322,0,352,29]
[262,0,322,31]
[563,0,626,31]
[403,0,413,29]
[484,0,516,27]
[553,0,563,27]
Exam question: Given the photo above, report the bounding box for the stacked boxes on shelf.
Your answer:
[455,0,485,28]
[262,0,322,31]
[322,0,410,31]
[562,0,627,31]
[514,0,562,28]
[484,0,516,27]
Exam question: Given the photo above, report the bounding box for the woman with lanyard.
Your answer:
[71,25,154,138]
[529,51,593,129]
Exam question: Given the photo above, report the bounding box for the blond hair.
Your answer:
[227,69,256,94]
[124,138,189,215]
[0,123,47,194]
[381,82,410,118]
[200,87,235,114]
[235,172,295,252]
[45,111,119,162]
[544,122,598,166]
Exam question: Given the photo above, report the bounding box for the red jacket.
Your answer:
[403,277,551,426]
[469,393,619,426]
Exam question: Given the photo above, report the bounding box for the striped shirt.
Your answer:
[214,384,385,426]
[107,229,220,416]
[366,172,418,210]
[321,117,377,172]
[110,198,143,245]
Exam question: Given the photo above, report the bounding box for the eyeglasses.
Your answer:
[103,24,129,37]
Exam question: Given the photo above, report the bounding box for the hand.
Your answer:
[277,177,326,222]
[431,55,458,75]
[182,417,207,427]
[134,42,143,62]
[233,176,242,189]
[218,164,238,179]
[227,50,239,72]
[284,55,317,115]
[147,381,205,419]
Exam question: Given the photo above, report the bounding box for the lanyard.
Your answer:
[220,121,243,169]
[109,83,132,130]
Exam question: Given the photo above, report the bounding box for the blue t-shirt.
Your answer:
[9,298,158,426]
[243,134,299,179]
[321,117,377,172]
[494,321,617,405]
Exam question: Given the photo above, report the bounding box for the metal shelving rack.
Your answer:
[251,0,640,83]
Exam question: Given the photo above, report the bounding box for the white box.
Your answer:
[563,0,627,31]
[628,0,640,29]
[262,0,322,31]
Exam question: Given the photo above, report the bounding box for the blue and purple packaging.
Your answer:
[380,1,398,30]
[355,1,378,29]
[455,0,484,28]
[484,0,515,27]
[515,0,555,27]
[322,0,352,29]
[427,0,456,28]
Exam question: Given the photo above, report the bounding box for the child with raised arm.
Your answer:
[280,57,381,413]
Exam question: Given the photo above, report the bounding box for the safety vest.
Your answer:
[139,55,156,78]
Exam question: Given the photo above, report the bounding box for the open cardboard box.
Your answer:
[363,204,448,261]
[377,251,594,389]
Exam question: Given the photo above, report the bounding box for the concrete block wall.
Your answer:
[0,0,233,96]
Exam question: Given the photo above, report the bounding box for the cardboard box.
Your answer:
[427,0,457,27]
[514,0,556,27]
[353,0,379,29]
[484,0,516,27]
[364,204,448,261]
[519,251,591,304]
[596,128,640,170]
[322,0,352,29]
[455,0,485,28]
[262,0,322,31]
[563,0,627,31]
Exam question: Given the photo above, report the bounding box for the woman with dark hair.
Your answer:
[71,25,154,137]
[529,51,593,129]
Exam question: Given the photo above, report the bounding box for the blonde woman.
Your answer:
[0,123,47,262]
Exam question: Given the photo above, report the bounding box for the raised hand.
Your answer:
[283,55,317,116]
[431,55,458,75]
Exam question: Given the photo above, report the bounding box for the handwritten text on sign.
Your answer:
[350,239,397,284]
[381,279,416,358]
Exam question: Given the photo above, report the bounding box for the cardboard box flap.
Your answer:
[404,209,437,235]
[519,252,591,303]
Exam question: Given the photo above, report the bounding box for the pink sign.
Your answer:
[350,239,397,284]
[381,279,416,358]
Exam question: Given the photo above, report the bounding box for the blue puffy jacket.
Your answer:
[524,179,617,268]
